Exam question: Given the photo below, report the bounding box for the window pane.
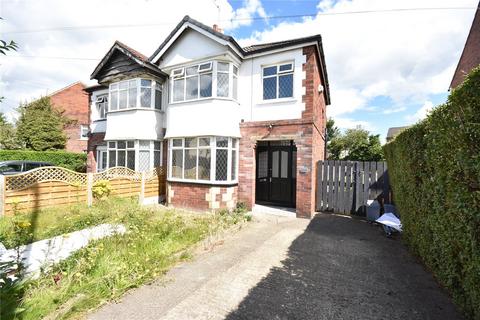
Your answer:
[263,77,277,100]
[127,150,135,170]
[155,89,162,110]
[233,65,238,75]
[184,149,197,179]
[129,79,137,87]
[154,141,161,150]
[172,139,182,147]
[140,88,152,108]
[139,140,150,150]
[200,73,212,97]
[198,149,211,180]
[198,62,212,72]
[119,90,127,109]
[154,150,161,167]
[119,81,128,89]
[199,137,210,146]
[186,66,198,76]
[109,151,116,167]
[216,137,228,148]
[117,141,126,149]
[279,63,293,72]
[231,149,237,180]
[110,83,118,90]
[281,150,288,178]
[215,149,228,181]
[110,92,118,111]
[128,88,137,108]
[172,150,183,178]
[173,79,184,102]
[272,150,279,178]
[117,150,126,167]
[185,137,197,148]
[217,72,229,97]
[217,62,229,72]
[279,74,293,98]
[108,141,116,148]
[186,76,198,100]
[233,76,238,100]
[139,150,150,171]
[263,66,277,76]
[141,79,151,87]
[101,152,107,170]
[127,141,134,148]
[258,151,268,178]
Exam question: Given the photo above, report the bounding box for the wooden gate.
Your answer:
[315,160,391,215]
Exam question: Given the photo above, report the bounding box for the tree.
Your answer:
[326,118,340,142]
[16,97,68,151]
[0,113,19,149]
[328,125,384,161]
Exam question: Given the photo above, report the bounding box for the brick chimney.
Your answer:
[213,24,223,33]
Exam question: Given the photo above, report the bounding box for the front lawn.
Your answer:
[1,198,250,320]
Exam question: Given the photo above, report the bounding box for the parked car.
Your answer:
[0,161,54,175]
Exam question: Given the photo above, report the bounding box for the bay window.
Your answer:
[106,140,163,171]
[169,136,238,183]
[263,62,294,100]
[109,78,163,111]
[171,61,238,102]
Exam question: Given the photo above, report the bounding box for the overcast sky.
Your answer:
[0,0,477,141]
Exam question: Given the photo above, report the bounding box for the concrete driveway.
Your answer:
[89,213,463,320]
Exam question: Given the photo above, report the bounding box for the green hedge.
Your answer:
[0,150,87,172]
[384,67,480,319]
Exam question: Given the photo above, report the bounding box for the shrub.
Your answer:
[92,180,112,200]
[383,66,480,319]
[0,149,86,172]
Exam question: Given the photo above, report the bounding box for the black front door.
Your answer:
[256,140,296,208]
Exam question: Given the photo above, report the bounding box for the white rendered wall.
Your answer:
[159,29,229,69]
[238,48,307,123]
[104,109,164,141]
[165,99,241,138]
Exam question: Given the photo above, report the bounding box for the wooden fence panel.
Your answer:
[315,160,392,215]
[1,166,166,216]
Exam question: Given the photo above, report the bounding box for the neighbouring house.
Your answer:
[450,1,480,89]
[49,81,90,153]
[85,15,330,218]
[386,126,409,142]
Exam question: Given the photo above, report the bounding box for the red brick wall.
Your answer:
[167,182,237,212]
[50,82,89,153]
[237,45,327,219]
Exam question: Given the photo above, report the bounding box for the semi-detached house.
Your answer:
[85,16,330,218]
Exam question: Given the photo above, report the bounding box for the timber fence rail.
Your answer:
[0,166,166,216]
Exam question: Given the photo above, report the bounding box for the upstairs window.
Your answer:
[171,61,238,103]
[262,62,294,100]
[80,125,89,140]
[109,78,162,111]
[95,95,108,119]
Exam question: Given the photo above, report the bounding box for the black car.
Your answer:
[0,161,54,175]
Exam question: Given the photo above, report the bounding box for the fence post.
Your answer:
[139,171,146,205]
[0,175,5,216]
[87,173,93,207]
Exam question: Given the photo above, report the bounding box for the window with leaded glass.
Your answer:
[169,136,238,183]
[262,62,294,100]
[217,62,229,97]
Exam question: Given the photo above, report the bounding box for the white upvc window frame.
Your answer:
[80,125,89,140]
[108,78,163,112]
[262,61,295,101]
[106,140,163,172]
[95,94,108,120]
[170,60,239,104]
[96,145,107,171]
[168,136,239,184]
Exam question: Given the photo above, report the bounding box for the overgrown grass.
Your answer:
[1,199,250,320]
[0,198,146,248]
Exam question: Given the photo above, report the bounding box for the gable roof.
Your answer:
[48,81,86,97]
[450,3,480,89]
[91,40,167,80]
[149,15,330,104]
